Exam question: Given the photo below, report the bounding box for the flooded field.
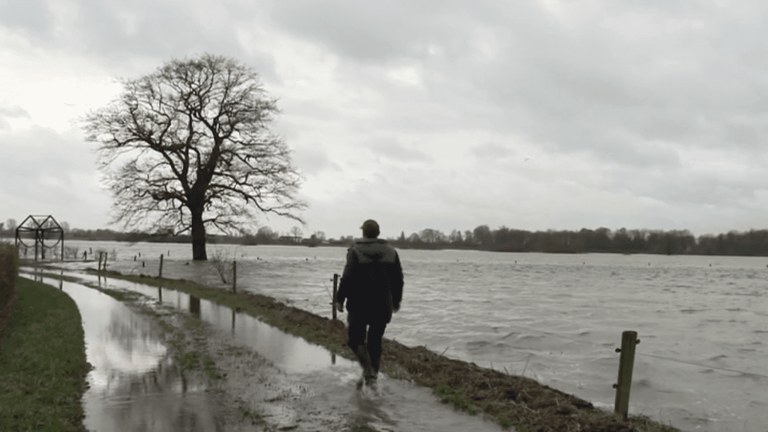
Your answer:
[50,241,768,432]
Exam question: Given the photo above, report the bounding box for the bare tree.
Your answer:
[83,54,305,260]
[289,226,303,242]
[312,231,326,242]
[419,228,446,244]
[448,229,463,244]
[255,226,278,243]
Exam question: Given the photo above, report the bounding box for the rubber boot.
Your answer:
[367,352,380,389]
[355,345,377,388]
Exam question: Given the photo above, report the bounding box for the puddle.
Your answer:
[50,269,355,374]
[22,271,223,432]
[25,269,506,431]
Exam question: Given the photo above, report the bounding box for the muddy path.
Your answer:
[25,268,506,432]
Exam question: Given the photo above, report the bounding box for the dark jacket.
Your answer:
[336,238,404,323]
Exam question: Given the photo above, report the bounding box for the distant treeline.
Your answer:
[0,227,315,247]
[386,226,768,257]
[4,225,768,257]
[61,228,319,247]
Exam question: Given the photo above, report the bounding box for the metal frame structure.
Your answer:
[15,215,64,261]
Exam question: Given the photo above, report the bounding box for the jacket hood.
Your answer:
[354,238,391,261]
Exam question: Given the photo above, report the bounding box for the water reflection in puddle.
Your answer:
[67,271,355,374]
[22,271,222,432]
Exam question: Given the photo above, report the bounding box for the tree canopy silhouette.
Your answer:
[83,54,305,260]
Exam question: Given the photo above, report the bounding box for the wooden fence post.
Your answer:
[332,273,339,320]
[614,330,640,419]
[159,254,164,278]
[232,260,237,293]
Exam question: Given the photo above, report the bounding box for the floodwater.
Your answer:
[22,271,223,431]
[54,241,768,432]
[23,268,506,431]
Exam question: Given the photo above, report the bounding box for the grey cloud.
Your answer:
[0,0,55,41]
[265,0,460,62]
[0,0,278,81]
[471,142,514,159]
[0,126,99,212]
[607,157,768,212]
[461,2,768,163]
[276,0,768,170]
[0,105,31,129]
[369,140,431,163]
[0,105,31,118]
[0,126,94,171]
[293,146,341,176]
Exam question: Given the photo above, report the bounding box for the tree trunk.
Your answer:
[191,208,207,260]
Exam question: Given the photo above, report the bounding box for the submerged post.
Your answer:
[614,330,640,419]
[232,260,237,294]
[159,254,164,278]
[332,273,339,320]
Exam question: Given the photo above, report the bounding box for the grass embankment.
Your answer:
[0,277,91,431]
[85,269,681,432]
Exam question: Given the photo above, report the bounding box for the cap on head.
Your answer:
[361,219,380,239]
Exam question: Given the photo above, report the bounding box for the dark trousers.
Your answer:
[347,313,387,379]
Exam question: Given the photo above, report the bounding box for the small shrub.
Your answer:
[210,248,234,285]
[0,241,19,333]
[64,246,80,260]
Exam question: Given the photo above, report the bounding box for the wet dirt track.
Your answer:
[24,269,506,432]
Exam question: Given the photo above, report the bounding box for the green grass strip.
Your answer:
[0,277,91,432]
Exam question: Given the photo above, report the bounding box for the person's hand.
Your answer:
[335,302,344,312]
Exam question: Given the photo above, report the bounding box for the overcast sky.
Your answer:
[2,0,768,239]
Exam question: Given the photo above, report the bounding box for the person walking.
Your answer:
[336,219,404,390]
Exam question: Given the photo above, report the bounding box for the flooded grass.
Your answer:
[80,269,683,432]
[434,384,480,415]
[0,277,91,431]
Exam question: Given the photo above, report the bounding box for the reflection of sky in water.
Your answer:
[24,276,220,432]
[67,273,356,374]
[57,281,167,391]
[94,313,167,390]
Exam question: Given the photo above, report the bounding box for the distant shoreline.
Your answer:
[7,226,768,258]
